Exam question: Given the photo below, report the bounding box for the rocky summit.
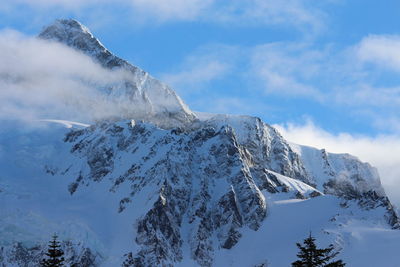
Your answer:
[1,19,399,267]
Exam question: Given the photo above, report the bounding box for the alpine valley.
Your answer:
[1,19,400,267]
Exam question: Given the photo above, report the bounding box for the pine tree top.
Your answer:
[41,234,65,267]
[292,233,345,267]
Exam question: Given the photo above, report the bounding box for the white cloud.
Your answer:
[211,0,325,34]
[274,120,400,207]
[0,0,328,32]
[0,30,151,124]
[160,36,400,133]
[250,43,327,99]
[357,35,400,72]
[247,38,400,134]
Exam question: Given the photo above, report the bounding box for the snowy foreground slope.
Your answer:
[1,19,400,267]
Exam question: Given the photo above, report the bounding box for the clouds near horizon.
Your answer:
[275,120,400,206]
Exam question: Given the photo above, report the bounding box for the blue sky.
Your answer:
[2,0,400,135]
[1,0,400,203]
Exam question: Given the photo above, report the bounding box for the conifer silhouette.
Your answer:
[292,233,345,267]
[41,234,65,267]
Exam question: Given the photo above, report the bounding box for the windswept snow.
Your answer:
[267,170,323,197]
[39,119,90,129]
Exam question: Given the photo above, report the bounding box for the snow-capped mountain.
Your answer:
[39,19,195,128]
[1,19,399,267]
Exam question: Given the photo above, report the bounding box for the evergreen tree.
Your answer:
[41,234,65,267]
[292,233,345,267]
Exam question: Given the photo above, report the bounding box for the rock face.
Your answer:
[63,119,270,266]
[0,19,399,267]
[294,145,400,228]
[58,115,397,266]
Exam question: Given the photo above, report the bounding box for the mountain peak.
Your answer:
[38,18,196,127]
[39,19,93,40]
[39,19,109,58]
[48,19,90,33]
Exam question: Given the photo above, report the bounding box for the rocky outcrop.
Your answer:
[58,112,397,266]
[62,120,271,266]
[296,145,399,228]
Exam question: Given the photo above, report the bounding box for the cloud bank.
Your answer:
[0,30,146,124]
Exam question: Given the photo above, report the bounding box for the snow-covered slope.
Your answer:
[291,144,398,228]
[1,19,399,267]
